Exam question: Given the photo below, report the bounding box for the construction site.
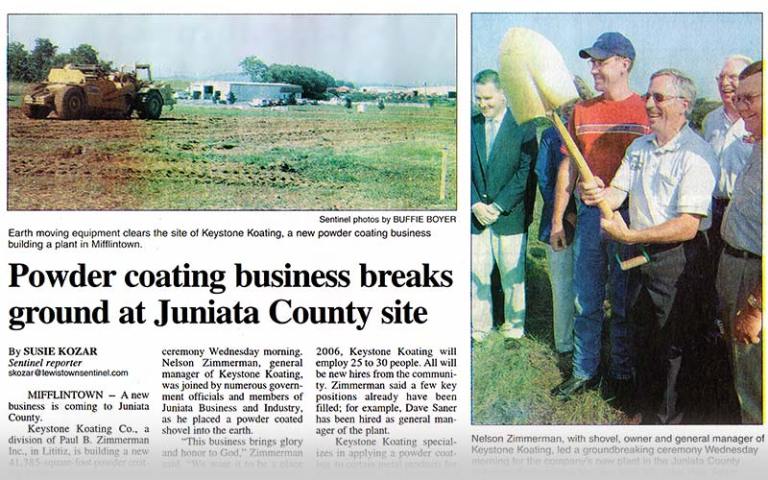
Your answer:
[7,14,457,210]
[7,80,456,210]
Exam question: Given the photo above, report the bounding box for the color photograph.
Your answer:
[7,14,456,210]
[470,12,762,425]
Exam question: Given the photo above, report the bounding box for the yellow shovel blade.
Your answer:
[498,27,578,123]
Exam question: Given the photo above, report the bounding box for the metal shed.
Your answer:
[188,81,302,102]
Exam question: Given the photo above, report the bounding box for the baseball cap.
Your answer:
[579,32,636,61]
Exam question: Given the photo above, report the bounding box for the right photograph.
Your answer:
[470,12,762,425]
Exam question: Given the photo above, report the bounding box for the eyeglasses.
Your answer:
[716,74,740,83]
[734,93,762,108]
[642,92,685,104]
[588,57,616,68]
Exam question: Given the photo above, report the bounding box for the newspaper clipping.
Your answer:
[1,1,766,479]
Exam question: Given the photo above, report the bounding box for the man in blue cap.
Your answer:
[550,32,649,405]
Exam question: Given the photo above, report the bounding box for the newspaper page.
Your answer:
[1,1,765,479]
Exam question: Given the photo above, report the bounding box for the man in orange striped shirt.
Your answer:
[551,32,649,404]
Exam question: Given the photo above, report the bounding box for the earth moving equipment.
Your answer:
[22,63,175,120]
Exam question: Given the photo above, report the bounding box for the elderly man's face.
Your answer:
[475,82,506,120]
[717,59,749,110]
[735,72,763,140]
[644,75,688,135]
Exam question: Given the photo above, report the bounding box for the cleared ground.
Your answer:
[7,103,456,210]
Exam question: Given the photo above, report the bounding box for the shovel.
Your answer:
[498,27,647,270]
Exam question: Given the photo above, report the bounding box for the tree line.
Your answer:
[9,41,352,101]
[239,55,352,100]
[8,39,112,83]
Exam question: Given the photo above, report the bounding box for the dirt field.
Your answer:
[7,104,456,210]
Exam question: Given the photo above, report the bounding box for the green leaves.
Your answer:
[239,56,268,82]
[8,39,112,82]
[239,55,337,100]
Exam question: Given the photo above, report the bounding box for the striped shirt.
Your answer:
[563,93,650,185]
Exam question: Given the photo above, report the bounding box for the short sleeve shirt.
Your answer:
[721,143,762,255]
[701,106,752,199]
[611,124,718,231]
[562,94,650,185]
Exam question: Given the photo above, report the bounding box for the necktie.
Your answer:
[487,120,496,163]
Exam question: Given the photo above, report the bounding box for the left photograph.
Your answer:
[7,14,456,210]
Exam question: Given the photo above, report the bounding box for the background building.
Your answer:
[188,81,302,103]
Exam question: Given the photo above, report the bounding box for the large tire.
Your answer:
[138,92,162,120]
[55,87,85,120]
[22,103,51,119]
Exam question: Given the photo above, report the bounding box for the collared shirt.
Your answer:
[721,142,762,256]
[702,106,752,199]
[612,124,718,232]
[484,109,506,160]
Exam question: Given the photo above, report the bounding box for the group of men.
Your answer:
[471,31,762,425]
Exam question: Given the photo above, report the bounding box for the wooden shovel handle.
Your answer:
[550,114,647,270]
[549,113,614,218]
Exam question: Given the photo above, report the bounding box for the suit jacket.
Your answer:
[471,109,538,235]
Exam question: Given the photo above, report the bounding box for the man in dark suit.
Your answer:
[471,69,538,342]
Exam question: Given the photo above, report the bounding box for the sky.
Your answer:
[8,14,456,86]
[473,13,762,100]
